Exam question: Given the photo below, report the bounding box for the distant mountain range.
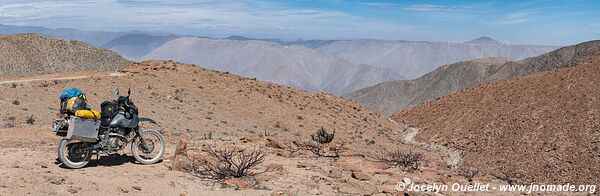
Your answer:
[347,40,600,115]
[102,33,178,60]
[317,37,559,79]
[0,24,559,94]
[141,37,403,94]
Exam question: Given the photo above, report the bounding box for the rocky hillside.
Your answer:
[142,37,403,95]
[392,51,600,185]
[348,40,600,115]
[317,37,558,79]
[0,34,131,77]
[347,57,511,115]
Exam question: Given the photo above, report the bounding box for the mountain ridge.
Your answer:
[346,40,600,115]
[142,36,404,95]
[392,51,600,185]
[0,33,131,77]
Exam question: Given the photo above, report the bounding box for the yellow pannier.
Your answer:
[75,110,101,119]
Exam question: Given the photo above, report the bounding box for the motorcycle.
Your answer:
[52,88,165,169]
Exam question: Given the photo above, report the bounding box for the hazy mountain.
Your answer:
[347,40,600,115]
[316,37,559,79]
[225,35,336,48]
[0,24,125,46]
[0,34,131,77]
[142,37,403,94]
[102,33,179,60]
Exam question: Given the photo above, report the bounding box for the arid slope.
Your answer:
[0,33,131,77]
[347,57,511,115]
[393,53,600,185]
[0,61,470,195]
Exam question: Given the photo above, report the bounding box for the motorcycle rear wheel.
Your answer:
[57,139,92,169]
[131,129,165,164]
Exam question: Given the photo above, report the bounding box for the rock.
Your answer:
[47,176,65,185]
[223,178,255,189]
[266,138,284,149]
[67,188,78,194]
[272,191,293,196]
[172,155,192,171]
[276,151,291,158]
[351,171,370,181]
[296,162,315,169]
[36,162,48,168]
[118,187,129,193]
[132,185,142,191]
[327,168,343,179]
[174,139,188,157]
[172,139,192,171]
[336,181,378,196]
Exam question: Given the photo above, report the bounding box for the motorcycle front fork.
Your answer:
[134,128,149,151]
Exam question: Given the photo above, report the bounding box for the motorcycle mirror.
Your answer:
[115,88,120,96]
[127,88,131,96]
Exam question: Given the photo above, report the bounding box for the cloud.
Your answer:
[497,11,533,25]
[403,4,476,12]
[0,0,422,39]
[356,2,477,12]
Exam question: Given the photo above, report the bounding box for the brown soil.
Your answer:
[0,33,131,77]
[0,61,484,195]
[393,54,600,185]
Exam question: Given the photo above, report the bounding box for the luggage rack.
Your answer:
[52,118,69,137]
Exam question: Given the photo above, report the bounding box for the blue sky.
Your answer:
[0,0,598,45]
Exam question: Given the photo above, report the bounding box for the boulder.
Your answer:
[351,171,371,181]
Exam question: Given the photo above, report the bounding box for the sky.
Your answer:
[0,0,598,45]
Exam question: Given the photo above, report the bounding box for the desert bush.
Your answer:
[293,140,344,158]
[311,127,335,144]
[189,146,267,180]
[291,127,343,158]
[203,132,213,140]
[12,99,20,105]
[25,115,35,125]
[373,150,423,172]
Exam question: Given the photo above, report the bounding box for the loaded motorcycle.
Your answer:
[52,88,165,169]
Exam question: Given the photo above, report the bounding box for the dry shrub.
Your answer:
[292,140,344,158]
[373,150,423,172]
[25,115,35,125]
[189,146,267,180]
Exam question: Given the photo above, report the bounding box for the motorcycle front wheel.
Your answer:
[57,139,92,169]
[131,129,165,164]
